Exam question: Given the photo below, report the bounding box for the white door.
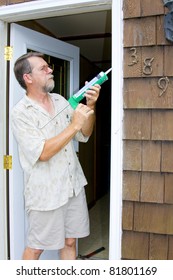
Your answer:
[9,23,79,260]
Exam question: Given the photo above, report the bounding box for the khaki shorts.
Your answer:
[27,189,90,250]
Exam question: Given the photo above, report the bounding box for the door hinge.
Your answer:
[4,46,13,61]
[4,155,12,170]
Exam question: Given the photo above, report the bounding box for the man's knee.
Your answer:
[65,238,76,248]
[23,247,43,260]
[33,248,44,258]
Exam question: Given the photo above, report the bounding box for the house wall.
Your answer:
[122,0,173,260]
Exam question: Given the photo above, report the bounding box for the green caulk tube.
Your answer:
[68,67,112,109]
[40,68,112,129]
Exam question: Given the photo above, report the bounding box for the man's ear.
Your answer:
[23,73,32,85]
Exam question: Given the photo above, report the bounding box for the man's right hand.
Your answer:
[71,103,94,131]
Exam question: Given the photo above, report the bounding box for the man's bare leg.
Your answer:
[22,247,43,260]
[60,238,76,260]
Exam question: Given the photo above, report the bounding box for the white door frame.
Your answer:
[0,20,8,260]
[0,0,123,260]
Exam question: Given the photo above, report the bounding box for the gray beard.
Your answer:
[43,80,55,93]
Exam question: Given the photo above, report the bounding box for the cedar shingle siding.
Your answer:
[1,0,173,260]
[123,0,173,259]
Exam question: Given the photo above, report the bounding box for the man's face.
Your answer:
[27,56,55,93]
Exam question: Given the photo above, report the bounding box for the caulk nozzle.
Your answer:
[105,68,112,75]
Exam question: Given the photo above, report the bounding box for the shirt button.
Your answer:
[65,149,67,152]
[69,162,71,165]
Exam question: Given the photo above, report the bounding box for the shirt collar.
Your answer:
[23,92,60,107]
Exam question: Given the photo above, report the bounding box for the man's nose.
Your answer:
[48,66,53,73]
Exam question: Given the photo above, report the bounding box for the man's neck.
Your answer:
[27,91,55,116]
[27,90,49,104]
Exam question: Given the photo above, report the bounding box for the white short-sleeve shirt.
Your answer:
[11,93,88,212]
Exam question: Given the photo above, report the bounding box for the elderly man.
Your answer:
[11,52,100,260]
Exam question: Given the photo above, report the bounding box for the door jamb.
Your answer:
[109,0,123,260]
[0,20,8,260]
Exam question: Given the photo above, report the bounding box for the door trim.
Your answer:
[109,0,123,260]
[0,20,8,260]
[0,0,112,22]
[0,0,123,260]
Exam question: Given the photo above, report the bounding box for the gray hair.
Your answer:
[14,52,44,90]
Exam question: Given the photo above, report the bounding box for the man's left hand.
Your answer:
[84,84,101,110]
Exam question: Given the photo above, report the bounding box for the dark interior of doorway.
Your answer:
[18,13,111,259]
[78,72,111,260]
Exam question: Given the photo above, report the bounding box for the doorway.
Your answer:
[18,11,112,260]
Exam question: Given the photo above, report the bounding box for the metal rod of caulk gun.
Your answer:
[40,103,70,129]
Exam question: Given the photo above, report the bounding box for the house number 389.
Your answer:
[128,48,169,97]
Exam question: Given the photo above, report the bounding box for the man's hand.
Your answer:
[84,84,101,110]
[71,103,94,131]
